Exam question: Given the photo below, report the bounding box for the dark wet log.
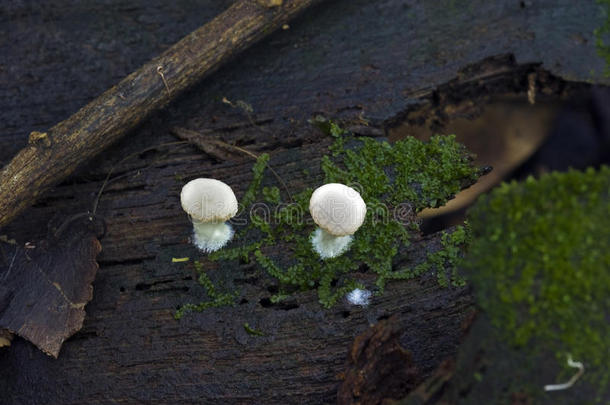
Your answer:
[0,0,607,404]
[0,0,322,229]
[0,136,475,404]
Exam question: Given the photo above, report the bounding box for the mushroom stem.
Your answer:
[311,228,353,259]
[192,220,234,253]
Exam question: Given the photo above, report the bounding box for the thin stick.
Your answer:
[92,141,189,215]
[170,127,293,202]
[222,97,272,134]
[229,144,294,202]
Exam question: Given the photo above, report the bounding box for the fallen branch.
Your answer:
[0,0,323,228]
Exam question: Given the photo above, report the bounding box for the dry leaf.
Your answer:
[0,218,101,358]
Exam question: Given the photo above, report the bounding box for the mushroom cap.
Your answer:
[309,183,366,236]
[180,178,238,222]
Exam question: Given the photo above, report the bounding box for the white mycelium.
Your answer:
[346,288,372,307]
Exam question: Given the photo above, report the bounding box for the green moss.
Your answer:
[322,135,478,210]
[595,0,610,76]
[244,323,265,336]
[240,153,270,210]
[174,261,237,320]
[262,186,281,204]
[464,167,610,397]
[408,224,469,288]
[177,120,479,315]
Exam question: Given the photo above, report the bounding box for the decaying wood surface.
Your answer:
[0,0,323,229]
[0,0,607,404]
[337,315,421,404]
[0,134,476,403]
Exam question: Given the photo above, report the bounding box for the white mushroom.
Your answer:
[180,178,238,253]
[309,183,366,259]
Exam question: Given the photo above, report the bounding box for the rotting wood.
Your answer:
[0,67,597,405]
[0,1,607,403]
[0,135,476,404]
[0,0,324,229]
[337,315,421,404]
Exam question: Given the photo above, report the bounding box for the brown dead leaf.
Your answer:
[0,217,101,358]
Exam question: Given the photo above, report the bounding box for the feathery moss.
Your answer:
[177,120,479,317]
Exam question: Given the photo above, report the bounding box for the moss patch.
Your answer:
[177,120,480,317]
[464,167,610,397]
[174,261,237,319]
[595,0,610,76]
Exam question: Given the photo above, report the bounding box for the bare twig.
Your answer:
[171,127,293,202]
[92,141,189,215]
[222,97,272,134]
